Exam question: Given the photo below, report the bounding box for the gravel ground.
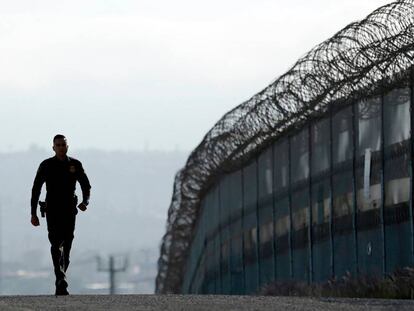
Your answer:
[1,295,414,311]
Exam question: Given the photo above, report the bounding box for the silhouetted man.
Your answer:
[30,134,91,295]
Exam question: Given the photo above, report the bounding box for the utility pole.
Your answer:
[97,255,128,295]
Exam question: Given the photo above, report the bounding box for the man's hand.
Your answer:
[31,215,40,227]
[78,202,87,211]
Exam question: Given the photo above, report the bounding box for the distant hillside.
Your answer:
[0,147,187,294]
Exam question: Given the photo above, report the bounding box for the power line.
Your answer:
[96,255,128,295]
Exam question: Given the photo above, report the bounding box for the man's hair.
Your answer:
[53,134,67,143]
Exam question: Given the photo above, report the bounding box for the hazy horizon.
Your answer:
[0,142,191,154]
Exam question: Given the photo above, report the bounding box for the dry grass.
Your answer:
[259,267,414,299]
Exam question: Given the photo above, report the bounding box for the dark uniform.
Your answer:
[31,155,91,290]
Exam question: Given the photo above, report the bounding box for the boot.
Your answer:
[55,278,69,296]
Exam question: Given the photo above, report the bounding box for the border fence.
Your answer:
[156,0,414,294]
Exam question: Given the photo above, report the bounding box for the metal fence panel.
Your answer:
[311,119,332,282]
[332,105,357,277]
[219,176,232,294]
[229,170,244,294]
[258,147,275,287]
[383,88,412,274]
[356,97,383,276]
[311,180,331,282]
[243,161,259,294]
[290,129,310,282]
[274,138,291,281]
[211,185,222,293]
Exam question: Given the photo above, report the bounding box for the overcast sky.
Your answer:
[0,0,392,152]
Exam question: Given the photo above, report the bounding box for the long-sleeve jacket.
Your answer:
[31,156,91,216]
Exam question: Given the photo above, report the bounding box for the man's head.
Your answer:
[53,134,68,158]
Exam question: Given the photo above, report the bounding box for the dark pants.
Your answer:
[46,210,76,284]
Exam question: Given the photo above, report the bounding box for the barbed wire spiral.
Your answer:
[156,0,414,293]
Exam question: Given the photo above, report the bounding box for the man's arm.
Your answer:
[77,162,91,209]
[30,162,46,225]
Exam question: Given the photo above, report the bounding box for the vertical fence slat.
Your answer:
[352,100,359,277]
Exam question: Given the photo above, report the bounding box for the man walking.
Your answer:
[30,134,91,295]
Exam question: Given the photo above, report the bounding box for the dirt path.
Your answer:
[0,294,413,311]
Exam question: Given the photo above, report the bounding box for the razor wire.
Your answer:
[156,0,414,293]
